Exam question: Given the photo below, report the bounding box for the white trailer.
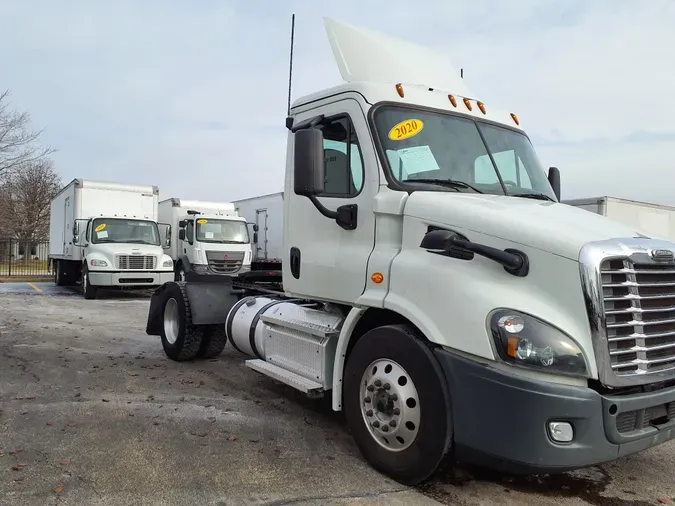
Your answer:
[49,179,174,299]
[145,17,675,485]
[158,198,252,280]
[564,196,675,242]
[233,192,283,262]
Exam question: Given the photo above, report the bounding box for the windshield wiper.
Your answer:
[512,192,555,202]
[403,178,484,194]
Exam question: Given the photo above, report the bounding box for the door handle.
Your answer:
[290,247,301,279]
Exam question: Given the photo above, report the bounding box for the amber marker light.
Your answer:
[510,113,520,125]
[448,94,457,107]
[477,101,486,114]
[395,83,404,98]
[371,272,384,284]
[463,98,472,111]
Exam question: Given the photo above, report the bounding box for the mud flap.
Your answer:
[146,283,170,336]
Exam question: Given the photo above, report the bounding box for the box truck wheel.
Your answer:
[81,265,98,299]
[160,282,204,361]
[343,324,453,486]
[196,325,228,359]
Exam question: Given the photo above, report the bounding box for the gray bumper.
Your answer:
[433,349,675,473]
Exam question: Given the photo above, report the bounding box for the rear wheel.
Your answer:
[197,325,228,359]
[343,324,453,485]
[160,282,205,361]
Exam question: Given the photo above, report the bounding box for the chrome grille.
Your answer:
[205,251,244,274]
[600,258,675,377]
[115,255,156,270]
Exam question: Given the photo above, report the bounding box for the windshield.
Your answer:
[372,105,556,200]
[90,218,160,245]
[195,218,249,244]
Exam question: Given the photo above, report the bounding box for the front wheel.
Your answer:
[160,282,205,361]
[81,265,98,300]
[343,324,453,485]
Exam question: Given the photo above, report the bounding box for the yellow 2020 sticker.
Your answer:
[95,224,106,232]
[196,219,208,224]
[388,119,424,141]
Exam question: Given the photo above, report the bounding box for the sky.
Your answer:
[1,0,674,205]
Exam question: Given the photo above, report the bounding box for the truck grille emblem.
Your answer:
[650,249,674,261]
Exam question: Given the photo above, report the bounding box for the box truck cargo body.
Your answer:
[233,192,283,262]
[564,196,675,242]
[158,198,252,281]
[49,179,174,298]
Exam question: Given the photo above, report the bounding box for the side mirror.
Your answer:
[253,232,258,244]
[178,229,186,241]
[178,219,187,228]
[420,229,458,251]
[294,128,325,196]
[548,167,561,201]
[157,223,171,248]
[166,225,171,248]
[252,224,259,232]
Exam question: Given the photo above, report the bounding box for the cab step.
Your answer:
[245,359,324,394]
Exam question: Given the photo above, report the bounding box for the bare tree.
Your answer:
[0,89,54,179]
[0,159,61,244]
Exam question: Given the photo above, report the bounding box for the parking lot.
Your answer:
[1,283,674,506]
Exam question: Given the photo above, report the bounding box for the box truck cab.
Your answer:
[158,198,252,281]
[145,18,675,485]
[49,179,174,299]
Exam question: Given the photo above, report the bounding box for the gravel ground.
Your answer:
[1,286,674,505]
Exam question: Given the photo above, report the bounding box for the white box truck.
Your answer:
[564,196,675,242]
[158,198,252,281]
[144,17,675,485]
[49,179,174,299]
[233,192,283,265]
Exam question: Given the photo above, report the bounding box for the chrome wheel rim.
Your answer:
[360,358,420,452]
[163,297,180,345]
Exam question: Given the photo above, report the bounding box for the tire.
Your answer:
[343,324,453,486]
[160,282,205,361]
[54,260,63,286]
[81,265,98,300]
[197,325,228,359]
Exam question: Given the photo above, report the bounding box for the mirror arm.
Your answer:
[308,195,338,220]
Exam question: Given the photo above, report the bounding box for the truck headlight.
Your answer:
[163,259,173,268]
[90,259,108,267]
[490,309,589,377]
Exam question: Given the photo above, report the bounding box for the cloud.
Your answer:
[1,0,673,205]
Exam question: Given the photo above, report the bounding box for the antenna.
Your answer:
[461,68,464,79]
[287,13,296,116]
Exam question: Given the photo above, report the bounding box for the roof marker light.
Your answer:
[448,94,457,107]
[395,83,404,98]
[463,98,472,111]
[477,101,486,114]
[510,113,520,125]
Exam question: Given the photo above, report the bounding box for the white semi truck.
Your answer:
[565,196,675,242]
[233,192,283,265]
[49,179,174,299]
[158,198,252,281]
[145,18,675,484]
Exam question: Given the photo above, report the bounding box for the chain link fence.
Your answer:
[0,239,51,278]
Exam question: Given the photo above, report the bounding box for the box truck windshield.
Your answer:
[91,218,160,246]
[194,219,249,244]
[371,105,556,200]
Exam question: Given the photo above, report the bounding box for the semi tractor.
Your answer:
[158,198,253,281]
[49,179,174,299]
[145,18,675,484]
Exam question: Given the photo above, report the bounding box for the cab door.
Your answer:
[283,96,378,303]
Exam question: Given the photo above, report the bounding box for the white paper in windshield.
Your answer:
[97,230,108,239]
[205,232,214,239]
[396,145,441,178]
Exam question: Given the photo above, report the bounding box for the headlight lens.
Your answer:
[90,259,107,267]
[490,309,589,377]
[163,259,173,268]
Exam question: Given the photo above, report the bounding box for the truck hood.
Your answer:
[90,243,163,255]
[404,192,650,260]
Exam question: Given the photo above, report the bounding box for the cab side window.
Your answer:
[318,116,364,197]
